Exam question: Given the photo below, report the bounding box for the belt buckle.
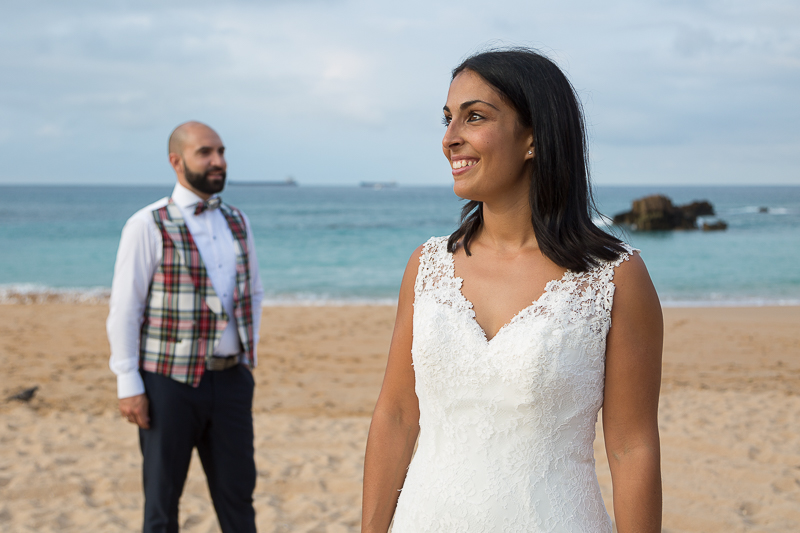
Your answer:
[207,355,238,371]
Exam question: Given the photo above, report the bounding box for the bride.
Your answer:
[361,48,663,533]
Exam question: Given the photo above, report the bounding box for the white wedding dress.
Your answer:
[391,236,634,533]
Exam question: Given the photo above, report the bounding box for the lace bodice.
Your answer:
[391,236,634,533]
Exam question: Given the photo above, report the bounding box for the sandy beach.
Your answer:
[1,303,799,532]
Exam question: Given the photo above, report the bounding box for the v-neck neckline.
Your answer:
[446,247,573,344]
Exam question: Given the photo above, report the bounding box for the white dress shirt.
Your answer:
[107,183,264,399]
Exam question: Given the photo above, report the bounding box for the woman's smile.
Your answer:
[451,157,479,175]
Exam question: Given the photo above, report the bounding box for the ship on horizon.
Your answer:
[360,181,397,190]
[229,176,298,186]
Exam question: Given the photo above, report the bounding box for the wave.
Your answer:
[727,206,796,216]
[0,284,111,304]
[3,284,799,308]
[660,297,800,308]
[592,214,614,227]
[0,284,396,306]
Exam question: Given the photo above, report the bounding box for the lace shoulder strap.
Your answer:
[608,243,637,268]
[545,243,639,334]
[414,236,452,300]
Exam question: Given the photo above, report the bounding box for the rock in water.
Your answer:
[613,195,725,231]
[612,195,690,230]
[680,201,715,220]
[7,386,38,402]
[702,220,728,231]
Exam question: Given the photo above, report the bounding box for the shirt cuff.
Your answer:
[117,370,146,399]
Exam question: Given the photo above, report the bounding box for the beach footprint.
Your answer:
[770,468,800,494]
[737,501,760,526]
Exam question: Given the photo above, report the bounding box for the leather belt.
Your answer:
[206,355,240,371]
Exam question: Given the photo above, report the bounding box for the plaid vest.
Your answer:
[139,199,255,387]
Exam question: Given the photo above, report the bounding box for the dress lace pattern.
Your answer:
[391,236,635,533]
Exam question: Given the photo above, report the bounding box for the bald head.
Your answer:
[168,121,218,156]
[167,121,227,199]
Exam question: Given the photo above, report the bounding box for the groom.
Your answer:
[107,121,264,532]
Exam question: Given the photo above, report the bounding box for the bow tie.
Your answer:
[194,197,222,215]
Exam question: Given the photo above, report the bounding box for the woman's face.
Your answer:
[442,69,533,204]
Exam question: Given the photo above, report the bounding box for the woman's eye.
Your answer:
[442,116,451,126]
[467,112,483,122]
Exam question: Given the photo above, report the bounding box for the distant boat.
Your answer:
[360,181,397,190]
[229,177,298,187]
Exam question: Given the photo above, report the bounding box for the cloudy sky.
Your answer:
[1,0,798,186]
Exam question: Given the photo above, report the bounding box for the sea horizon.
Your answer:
[1,182,798,188]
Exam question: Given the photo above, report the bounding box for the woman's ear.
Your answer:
[523,128,534,159]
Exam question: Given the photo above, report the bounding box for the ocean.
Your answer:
[1,184,799,306]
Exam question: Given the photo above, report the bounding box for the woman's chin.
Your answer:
[452,181,480,202]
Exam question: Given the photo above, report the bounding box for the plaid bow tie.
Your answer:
[194,197,222,215]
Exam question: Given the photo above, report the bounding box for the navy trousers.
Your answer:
[139,366,256,533]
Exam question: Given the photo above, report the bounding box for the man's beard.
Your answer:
[183,162,226,195]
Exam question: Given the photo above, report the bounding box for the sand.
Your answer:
[1,303,799,532]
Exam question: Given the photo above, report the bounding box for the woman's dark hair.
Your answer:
[447,48,625,272]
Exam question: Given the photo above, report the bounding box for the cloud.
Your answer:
[0,0,798,184]
[35,124,63,138]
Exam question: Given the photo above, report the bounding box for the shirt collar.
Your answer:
[171,182,220,210]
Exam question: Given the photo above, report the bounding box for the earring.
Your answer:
[527,150,532,155]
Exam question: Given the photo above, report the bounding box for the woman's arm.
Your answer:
[361,247,423,533]
[603,252,663,532]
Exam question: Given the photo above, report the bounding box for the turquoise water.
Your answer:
[1,185,798,305]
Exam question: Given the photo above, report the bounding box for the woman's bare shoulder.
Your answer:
[609,249,661,327]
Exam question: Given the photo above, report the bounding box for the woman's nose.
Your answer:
[442,122,463,150]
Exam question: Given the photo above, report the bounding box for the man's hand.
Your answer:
[119,393,150,429]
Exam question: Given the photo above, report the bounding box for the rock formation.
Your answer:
[702,220,728,231]
[613,195,725,231]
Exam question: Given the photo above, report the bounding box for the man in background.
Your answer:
[107,121,263,532]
